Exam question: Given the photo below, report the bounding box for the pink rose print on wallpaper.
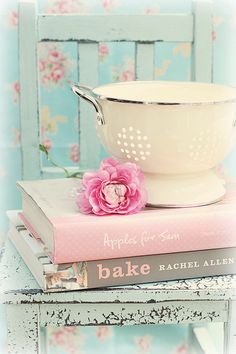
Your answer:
[95,326,113,341]
[101,0,118,12]
[8,10,18,27]
[135,335,153,353]
[174,344,188,353]
[38,43,75,89]
[10,81,20,103]
[112,57,135,82]
[212,31,217,41]
[44,0,90,14]
[76,157,147,216]
[48,327,86,354]
[12,128,21,147]
[99,43,109,62]
[212,16,224,42]
[42,138,53,151]
[145,7,160,15]
[70,144,79,163]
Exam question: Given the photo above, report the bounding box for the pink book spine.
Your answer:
[51,210,236,263]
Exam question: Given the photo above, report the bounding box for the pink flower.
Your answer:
[175,344,188,353]
[39,60,46,72]
[13,129,21,146]
[48,50,62,63]
[145,8,159,15]
[121,69,135,81]
[212,31,217,41]
[43,139,53,151]
[70,144,79,163]
[41,75,51,85]
[51,65,65,81]
[14,81,20,93]
[11,81,20,102]
[102,0,117,11]
[76,158,147,215]
[9,11,18,27]
[45,0,88,14]
[96,326,113,340]
[135,335,152,352]
[99,44,109,61]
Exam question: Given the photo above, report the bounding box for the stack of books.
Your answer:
[7,178,236,292]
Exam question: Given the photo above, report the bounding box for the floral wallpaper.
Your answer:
[1,0,236,353]
[47,324,189,354]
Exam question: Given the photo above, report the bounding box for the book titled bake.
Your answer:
[17,178,236,264]
[8,211,236,292]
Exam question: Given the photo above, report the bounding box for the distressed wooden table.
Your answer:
[0,241,236,354]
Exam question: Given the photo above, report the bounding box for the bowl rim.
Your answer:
[93,80,236,106]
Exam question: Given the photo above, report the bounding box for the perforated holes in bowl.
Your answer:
[189,131,219,162]
[116,128,151,161]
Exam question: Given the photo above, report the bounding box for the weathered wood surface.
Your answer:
[6,304,40,354]
[224,300,236,354]
[19,0,41,180]
[78,43,101,169]
[38,14,193,42]
[1,241,235,305]
[192,0,213,82]
[136,43,155,80]
[40,301,228,327]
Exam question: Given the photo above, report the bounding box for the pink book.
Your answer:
[17,178,236,264]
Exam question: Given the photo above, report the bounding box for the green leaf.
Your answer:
[39,144,49,157]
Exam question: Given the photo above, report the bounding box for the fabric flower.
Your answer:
[76,158,147,215]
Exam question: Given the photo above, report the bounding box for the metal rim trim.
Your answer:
[95,94,236,106]
[145,196,224,209]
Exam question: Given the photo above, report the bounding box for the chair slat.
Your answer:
[192,1,213,82]
[78,43,101,170]
[136,43,155,80]
[19,0,213,175]
[38,14,194,42]
[19,1,41,179]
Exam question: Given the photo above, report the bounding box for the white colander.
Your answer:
[72,81,236,207]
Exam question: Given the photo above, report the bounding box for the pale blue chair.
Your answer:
[19,0,213,179]
[1,0,235,353]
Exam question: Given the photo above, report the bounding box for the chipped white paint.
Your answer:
[136,43,155,80]
[224,300,236,354]
[6,304,40,354]
[1,237,236,352]
[19,0,41,180]
[79,43,100,169]
[192,0,213,82]
[40,301,228,327]
[38,14,194,42]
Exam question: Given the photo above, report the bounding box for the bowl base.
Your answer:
[145,170,225,208]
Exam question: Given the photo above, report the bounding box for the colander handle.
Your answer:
[72,84,105,125]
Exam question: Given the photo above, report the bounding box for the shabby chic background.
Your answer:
[1,0,236,353]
